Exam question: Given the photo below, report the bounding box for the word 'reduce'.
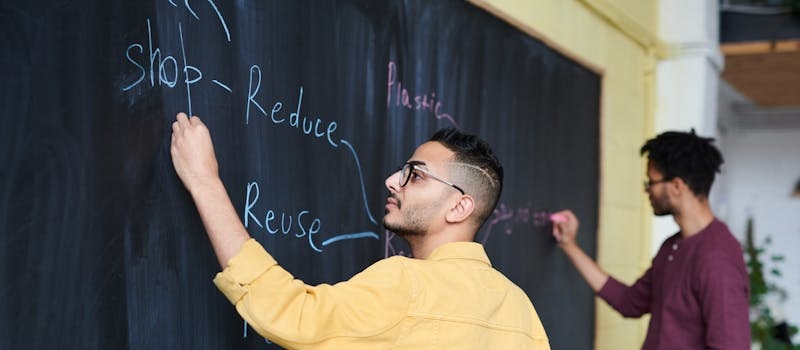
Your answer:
[246,65,339,148]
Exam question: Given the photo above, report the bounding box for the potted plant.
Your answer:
[744,217,799,349]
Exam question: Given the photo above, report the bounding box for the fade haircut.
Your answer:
[640,129,723,198]
[429,128,503,226]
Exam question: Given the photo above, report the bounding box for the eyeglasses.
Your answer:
[398,162,465,195]
[643,178,671,190]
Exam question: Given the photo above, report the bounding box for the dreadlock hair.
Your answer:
[640,129,724,198]
[429,128,503,227]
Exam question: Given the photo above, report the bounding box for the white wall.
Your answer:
[722,127,800,342]
[718,81,800,343]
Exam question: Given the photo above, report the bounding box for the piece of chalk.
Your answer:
[549,213,567,223]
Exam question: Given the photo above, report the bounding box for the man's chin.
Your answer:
[382,222,421,238]
[652,209,673,217]
[382,218,397,232]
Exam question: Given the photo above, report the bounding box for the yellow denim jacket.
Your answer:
[214,239,550,349]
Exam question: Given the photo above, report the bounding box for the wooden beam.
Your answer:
[722,39,800,55]
[776,39,800,53]
[721,41,773,55]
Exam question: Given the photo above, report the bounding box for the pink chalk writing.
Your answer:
[386,61,458,127]
[383,203,555,257]
[479,203,552,244]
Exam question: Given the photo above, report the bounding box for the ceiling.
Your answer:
[719,6,800,108]
[721,39,800,107]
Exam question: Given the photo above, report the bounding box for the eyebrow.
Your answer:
[407,160,427,167]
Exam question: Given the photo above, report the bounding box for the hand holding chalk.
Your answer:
[549,213,567,223]
[549,210,579,246]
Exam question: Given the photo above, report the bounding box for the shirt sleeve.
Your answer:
[597,268,653,318]
[213,239,412,348]
[697,251,750,349]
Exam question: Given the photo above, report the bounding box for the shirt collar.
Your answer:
[671,218,721,245]
[425,242,491,267]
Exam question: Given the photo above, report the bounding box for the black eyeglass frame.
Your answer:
[399,161,465,195]
[643,177,673,190]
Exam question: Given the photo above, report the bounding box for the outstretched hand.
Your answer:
[551,209,580,247]
[170,112,250,267]
[170,112,220,193]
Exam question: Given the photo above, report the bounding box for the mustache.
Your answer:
[388,193,401,208]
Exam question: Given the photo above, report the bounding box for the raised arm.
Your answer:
[170,112,250,267]
[551,210,609,291]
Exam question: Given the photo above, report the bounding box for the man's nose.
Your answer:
[385,170,400,193]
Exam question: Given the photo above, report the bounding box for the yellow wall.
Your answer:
[468,1,661,349]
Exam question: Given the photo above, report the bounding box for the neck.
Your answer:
[405,226,475,259]
[672,196,715,238]
[407,239,435,260]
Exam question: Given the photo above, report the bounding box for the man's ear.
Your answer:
[670,177,689,197]
[445,195,475,223]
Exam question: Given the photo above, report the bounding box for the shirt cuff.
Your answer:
[213,238,277,305]
[597,276,624,300]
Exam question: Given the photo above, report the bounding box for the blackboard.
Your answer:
[0,1,600,349]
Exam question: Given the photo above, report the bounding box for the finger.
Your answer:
[172,121,180,132]
[170,132,178,149]
[189,115,203,126]
[551,227,563,243]
[176,112,189,127]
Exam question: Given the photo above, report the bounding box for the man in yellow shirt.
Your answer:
[170,112,550,349]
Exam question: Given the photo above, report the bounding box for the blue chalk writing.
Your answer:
[243,181,322,252]
[242,72,384,249]
[178,22,202,116]
[243,320,272,344]
[322,232,379,246]
[340,139,378,225]
[160,55,179,87]
[147,18,159,87]
[246,65,267,122]
[122,18,211,114]
[212,79,231,92]
[166,0,231,42]
[244,180,379,252]
[184,0,199,20]
[120,11,380,253]
[122,44,145,91]
[245,70,339,147]
[121,18,236,109]
[206,0,231,42]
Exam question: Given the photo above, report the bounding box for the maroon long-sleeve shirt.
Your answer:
[597,219,750,350]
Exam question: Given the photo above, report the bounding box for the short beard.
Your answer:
[383,217,426,237]
[650,192,673,216]
[382,192,446,237]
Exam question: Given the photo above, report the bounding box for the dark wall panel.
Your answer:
[0,1,600,349]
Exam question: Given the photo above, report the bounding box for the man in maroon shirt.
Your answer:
[551,130,750,349]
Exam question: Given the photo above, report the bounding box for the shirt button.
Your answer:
[672,244,678,251]
[667,255,674,261]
